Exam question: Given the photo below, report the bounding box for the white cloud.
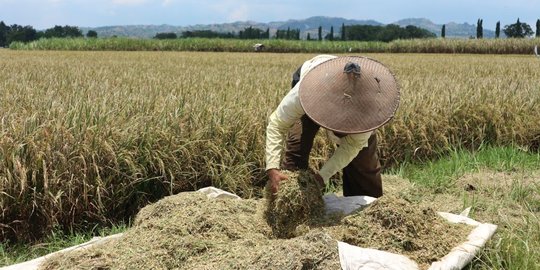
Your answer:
[161,0,173,6]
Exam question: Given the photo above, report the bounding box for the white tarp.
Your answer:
[338,241,419,270]
[2,187,497,270]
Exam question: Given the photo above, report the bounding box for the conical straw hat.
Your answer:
[299,56,400,134]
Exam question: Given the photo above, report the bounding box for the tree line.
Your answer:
[0,22,97,47]
[441,18,540,38]
[2,18,539,48]
[154,24,435,41]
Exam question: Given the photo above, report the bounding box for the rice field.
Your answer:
[0,50,539,244]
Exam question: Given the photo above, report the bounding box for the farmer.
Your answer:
[265,55,400,198]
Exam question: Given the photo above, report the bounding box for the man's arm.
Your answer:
[265,81,306,170]
[318,132,372,183]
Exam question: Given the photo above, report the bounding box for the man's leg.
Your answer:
[342,133,383,197]
[281,115,320,170]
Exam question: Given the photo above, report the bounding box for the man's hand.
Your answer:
[267,169,288,194]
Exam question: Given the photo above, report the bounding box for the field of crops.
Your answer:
[9,37,540,54]
[0,50,539,244]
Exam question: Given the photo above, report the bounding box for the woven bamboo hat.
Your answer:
[298,56,400,134]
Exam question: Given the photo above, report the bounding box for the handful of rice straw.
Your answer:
[264,170,325,238]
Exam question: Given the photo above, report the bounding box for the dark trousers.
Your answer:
[280,115,383,198]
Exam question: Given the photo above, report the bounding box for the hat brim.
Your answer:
[299,56,400,134]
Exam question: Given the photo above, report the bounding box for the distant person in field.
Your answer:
[265,55,400,197]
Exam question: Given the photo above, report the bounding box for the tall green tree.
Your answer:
[7,24,37,43]
[503,18,534,38]
[341,23,346,40]
[441,24,445,38]
[495,21,500,38]
[536,19,540,37]
[476,19,483,39]
[0,21,8,47]
[307,33,311,40]
[318,26,322,41]
[328,26,334,41]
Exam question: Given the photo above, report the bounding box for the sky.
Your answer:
[0,0,538,30]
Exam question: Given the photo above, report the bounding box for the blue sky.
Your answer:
[0,0,538,30]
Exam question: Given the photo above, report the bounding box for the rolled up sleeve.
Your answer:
[318,132,371,183]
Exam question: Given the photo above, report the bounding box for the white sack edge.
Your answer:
[338,241,419,270]
[0,233,124,270]
[428,213,498,270]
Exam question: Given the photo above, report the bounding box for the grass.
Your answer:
[392,144,540,188]
[0,223,127,267]
[391,145,540,269]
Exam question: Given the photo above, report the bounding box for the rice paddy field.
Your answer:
[0,49,539,268]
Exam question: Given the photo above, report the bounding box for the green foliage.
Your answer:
[4,24,38,44]
[181,30,235,39]
[275,27,300,40]
[395,146,540,187]
[9,37,540,54]
[503,18,534,38]
[0,224,127,267]
[476,19,483,39]
[387,38,539,54]
[441,24,445,38]
[153,32,177,39]
[86,30,98,38]
[495,21,500,38]
[344,24,435,42]
[43,25,83,38]
[536,19,540,37]
[239,26,267,39]
[318,26,322,41]
[326,26,334,41]
[0,21,8,47]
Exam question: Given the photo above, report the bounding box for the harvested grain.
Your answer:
[341,194,469,268]
[264,170,325,238]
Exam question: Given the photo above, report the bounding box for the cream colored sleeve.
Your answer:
[265,84,305,171]
[318,132,372,183]
[265,54,337,171]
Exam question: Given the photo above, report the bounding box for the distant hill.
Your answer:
[392,18,495,38]
[81,17,495,39]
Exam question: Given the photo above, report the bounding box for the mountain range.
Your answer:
[81,16,495,39]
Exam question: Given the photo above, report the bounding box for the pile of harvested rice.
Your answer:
[264,170,324,238]
[40,191,339,270]
[41,175,471,270]
[340,195,469,268]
